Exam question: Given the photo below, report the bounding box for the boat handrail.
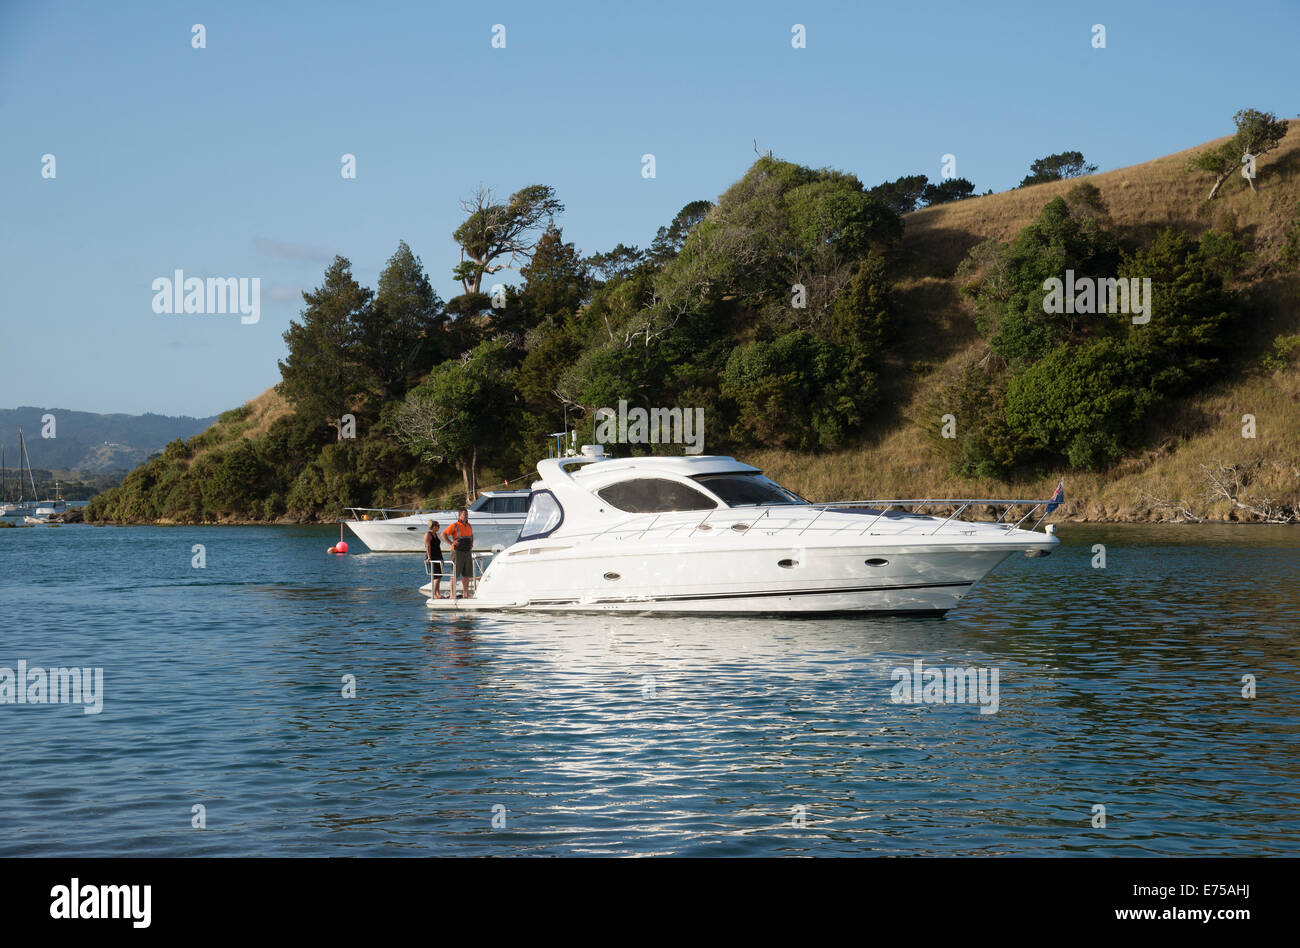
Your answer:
[811,498,1054,508]
[341,505,426,521]
[810,498,1058,535]
[529,496,1059,544]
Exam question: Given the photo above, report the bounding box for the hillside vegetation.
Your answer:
[772,125,1300,521]
[88,118,1300,524]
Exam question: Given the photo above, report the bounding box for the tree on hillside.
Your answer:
[277,256,371,435]
[355,241,445,404]
[395,338,517,502]
[649,200,715,262]
[922,177,976,205]
[870,174,929,215]
[720,330,870,450]
[967,196,1120,367]
[585,243,648,283]
[1189,108,1290,199]
[452,184,564,294]
[514,224,590,332]
[1019,151,1097,187]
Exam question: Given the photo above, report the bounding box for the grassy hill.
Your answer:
[755,126,1300,520]
[88,125,1300,524]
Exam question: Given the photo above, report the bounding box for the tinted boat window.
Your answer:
[506,497,529,514]
[597,478,717,513]
[692,473,806,507]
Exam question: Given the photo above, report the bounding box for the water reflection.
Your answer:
[0,523,1296,855]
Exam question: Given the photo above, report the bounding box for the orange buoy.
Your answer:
[327,546,338,554]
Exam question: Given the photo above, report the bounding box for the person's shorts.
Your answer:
[451,549,474,577]
[427,559,442,576]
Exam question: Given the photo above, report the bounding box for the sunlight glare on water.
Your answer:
[1,523,1297,856]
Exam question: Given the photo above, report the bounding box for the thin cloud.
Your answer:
[254,238,334,263]
[267,285,304,303]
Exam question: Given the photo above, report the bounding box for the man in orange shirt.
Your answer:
[441,508,474,599]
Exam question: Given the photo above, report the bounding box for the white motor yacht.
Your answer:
[423,450,1060,616]
[342,489,531,552]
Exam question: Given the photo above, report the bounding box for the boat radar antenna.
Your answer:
[546,430,580,459]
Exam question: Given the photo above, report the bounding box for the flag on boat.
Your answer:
[1045,478,1065,514]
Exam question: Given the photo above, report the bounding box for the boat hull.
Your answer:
[430,541,1034,615]
[344,517,523,552]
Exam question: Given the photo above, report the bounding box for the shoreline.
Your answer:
[74,512,1297,527]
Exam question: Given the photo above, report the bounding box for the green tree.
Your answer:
[928,356,1032,479]
[922,177,976,206]
[1189,108,1290,199]
[720,330,871,450]
[356,241,445,404]
[1121,228,1243,393]
[648,200,714,262]
[452,184,564,294]
[1004,338,1154,470]
[511,224,590,334]
[870,174,930,215]
[1019,151,1097,187]
[395,338,517,501]
[277,256,371,434]
[830,250,893,355]
[969,197,1120,367]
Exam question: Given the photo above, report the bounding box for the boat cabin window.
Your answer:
[597,478,717,513]
[518,490,564,540]
[691,472,807,507]
[472,495,530,514]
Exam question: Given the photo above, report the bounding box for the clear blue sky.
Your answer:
[2,0,1297,417]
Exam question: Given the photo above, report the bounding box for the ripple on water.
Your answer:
[1,523,1297,855]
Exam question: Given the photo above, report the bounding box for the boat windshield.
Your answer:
[692,472,808,507]
[518,490,564,540]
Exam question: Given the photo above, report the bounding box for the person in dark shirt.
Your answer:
[424,519,444,599]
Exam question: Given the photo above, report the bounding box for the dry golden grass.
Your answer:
[185,386,292,463]
[905,124,1300,274]
[240,387,293,438]
[758,126,1300,521]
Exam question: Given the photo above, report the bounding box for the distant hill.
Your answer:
[0,407,218,473]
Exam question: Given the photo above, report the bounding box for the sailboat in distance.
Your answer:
[1,429,66,521]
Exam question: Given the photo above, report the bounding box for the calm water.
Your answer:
[1,522,1297,856]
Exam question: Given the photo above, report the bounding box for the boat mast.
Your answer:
[19,429,38,502]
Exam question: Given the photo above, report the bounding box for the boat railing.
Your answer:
[551,497,1058,545]
[342,505,426,522]
[426,552,492,600]
[808,498,1058,534]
